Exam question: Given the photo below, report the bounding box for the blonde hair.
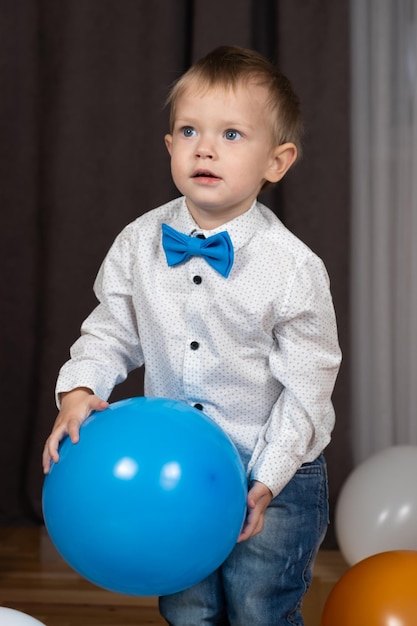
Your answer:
[166,46,303,158]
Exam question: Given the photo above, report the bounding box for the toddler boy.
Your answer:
[43,46,341,625]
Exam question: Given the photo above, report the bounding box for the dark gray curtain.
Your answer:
[0,0,350,546]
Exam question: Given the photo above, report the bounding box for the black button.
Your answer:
[193,275,202,284]
[196,234,206,239]
[194,403,204,411]
[190,341,199,350]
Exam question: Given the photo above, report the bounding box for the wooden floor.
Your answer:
[0,527,348,625]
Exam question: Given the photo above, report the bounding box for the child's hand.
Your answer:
[42,387,109,474]
[237,480,273,543]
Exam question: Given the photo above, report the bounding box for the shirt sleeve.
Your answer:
[55,228,144,406]
[248,253,342,497]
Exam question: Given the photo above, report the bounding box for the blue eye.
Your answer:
[224,129,242,141]
[182,126,196,137]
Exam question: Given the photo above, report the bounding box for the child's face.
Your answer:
[165,81,296,229]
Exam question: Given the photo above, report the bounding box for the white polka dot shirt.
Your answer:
[56,196,342,497]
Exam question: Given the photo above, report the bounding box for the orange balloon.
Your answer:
[321,551,417,626]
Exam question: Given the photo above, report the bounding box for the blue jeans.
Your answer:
[159,454,329,626]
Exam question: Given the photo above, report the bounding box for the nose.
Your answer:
[196,149,213,159]
[195,136,215,159]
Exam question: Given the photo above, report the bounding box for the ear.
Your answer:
[164,134,173,156]
[264,143,298,184]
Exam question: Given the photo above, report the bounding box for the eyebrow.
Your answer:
[173,117,255,131]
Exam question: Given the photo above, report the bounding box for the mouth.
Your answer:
[192,169,221,181]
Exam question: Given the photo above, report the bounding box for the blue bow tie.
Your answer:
[161,223,234,278]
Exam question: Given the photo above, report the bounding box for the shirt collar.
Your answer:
[170,197,270,253]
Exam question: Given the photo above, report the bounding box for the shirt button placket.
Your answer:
[185,255,205,417]
[189,342,203,410]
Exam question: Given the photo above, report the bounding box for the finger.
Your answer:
[43,420,75,471]
[237,491,271,542]
[237,508,260,542]
[237,524,255,542]
[238,514,264,542]
[247,494,257,510]
[46,435,61,465]
[42,447,52,475]
[89,397,109,413]
[67,418,81,444]
[237,527,251,543]
[42,396,108,475]
[42,432,61,474]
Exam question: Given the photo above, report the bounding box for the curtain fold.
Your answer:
[351,0,417,463]
[0,0,41,523]
[1,1,350,536]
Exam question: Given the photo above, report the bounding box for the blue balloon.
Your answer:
[42,397,247,596]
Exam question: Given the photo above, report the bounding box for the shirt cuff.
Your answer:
[249,450,301,498]
[55,362,114,409]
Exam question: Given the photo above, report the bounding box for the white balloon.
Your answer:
[0,607,46,625]
[335,445,417,565]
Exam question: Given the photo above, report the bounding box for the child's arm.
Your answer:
[56,223,145,406]
[248,253,342,498]
[42,387,109,474]
[43,225,143,474]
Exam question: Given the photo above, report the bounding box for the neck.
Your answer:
[185,199,255,231]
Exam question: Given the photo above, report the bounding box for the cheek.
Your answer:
[169,151,182,175]
[169,154,187,190]
[170,143,188,165]
[229,158,264,185]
